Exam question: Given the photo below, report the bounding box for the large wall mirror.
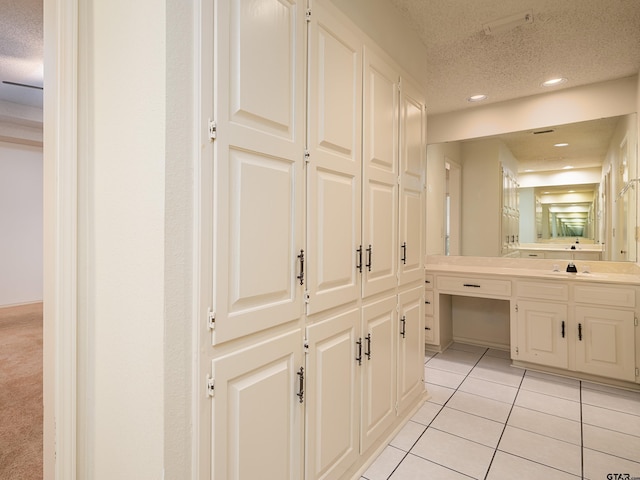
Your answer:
[427,113,638,262]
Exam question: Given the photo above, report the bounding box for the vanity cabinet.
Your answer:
[513,281,569,369]
[573,285,637,381]
[426,264,639,387]
[513,281,638,382]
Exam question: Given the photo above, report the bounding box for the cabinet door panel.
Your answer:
[211,330,303,480]
[397,286,425,413]
[515,301,568,369]
[362,48,399,298]
[575,306,636,381]
[213,0,305,344]
[398,80,425,285]
[361,295,397,452]
[305,308,360,480]
[307,4,362,314]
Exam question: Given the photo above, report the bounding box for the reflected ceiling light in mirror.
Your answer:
[542,77,568,87]
[467,94,488,103]
[562,165,574,170]
[554,142,569,147]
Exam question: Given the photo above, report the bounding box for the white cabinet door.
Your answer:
[574,306,636,381]
[515,301,568,369]
[397,286,425,413]
[362,48,399,299]
[361,294,397,452]
[398,79,425,286]
[212,0,306,344]
[211,330,304,480]
[307,3,362,315]
[305,308,360,480]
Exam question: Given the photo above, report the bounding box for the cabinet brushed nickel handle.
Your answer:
[425,326,431,331]
[578,323,582,341]
[356,246,363,273]
[400,316,406,338]
[365,333,371,360]
[296,367,304,403]
[366,245,372,272]
[401,242,407,265]
[561,320,565,338]
[425,300,431,305]
[356,338,362,365]
[297,250,305,285]
[463,283,481,288]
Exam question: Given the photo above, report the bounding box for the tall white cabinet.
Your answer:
[204,1,427,479]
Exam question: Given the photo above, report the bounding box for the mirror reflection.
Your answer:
[430,113,638,262]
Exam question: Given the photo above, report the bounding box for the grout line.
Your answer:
[580,381,584,480]
[483,358,526,480]
[384,348,488,479]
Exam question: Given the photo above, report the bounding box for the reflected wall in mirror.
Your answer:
[427,113,638,262]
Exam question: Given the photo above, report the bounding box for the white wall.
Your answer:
[428,76,638,144]
[426,142,460,255]
[0,141,43,306]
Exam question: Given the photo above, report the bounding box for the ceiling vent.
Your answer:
[483,10,533,35]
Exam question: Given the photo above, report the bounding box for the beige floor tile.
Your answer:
[430,406,504,447]
[583,424,640,463]
[389,421,426,452]
[410,401,442,426]
[507,406,581,445]
[520,374,580,402]
[362,445,406,480]
[458,376,518,404]
[514,389,581,421]
[583,448,640,480]
[447,390,512,423]
[487,451,581,480]
[411,428,494,479]
[390,453,471,480]
[582,403,640,438]
[424,382,455,405]
[498,426,582,476]
[424,367,466,389]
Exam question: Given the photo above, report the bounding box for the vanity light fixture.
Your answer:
[554,142,569,147]
[467,94,488,103]
[562,165,574,170]
[542,77,567,87]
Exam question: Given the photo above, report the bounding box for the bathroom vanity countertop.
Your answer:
[425,255,640,286]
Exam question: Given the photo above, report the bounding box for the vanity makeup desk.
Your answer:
[425,255,640,390]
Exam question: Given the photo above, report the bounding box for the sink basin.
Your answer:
[542,271,607,279]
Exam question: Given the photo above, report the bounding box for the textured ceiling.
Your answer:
[388,0,640,115]
[0,0,43,108]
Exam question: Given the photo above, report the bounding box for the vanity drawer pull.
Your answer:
[463,283,481,288]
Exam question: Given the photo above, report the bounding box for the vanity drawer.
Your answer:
[517,281,569,301]
[436,276,511,298]
[424,290,434,315]
[424,274,434,289]
[574,285,636,308]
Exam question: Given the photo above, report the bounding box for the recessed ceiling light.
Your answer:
[554,143,569,147]
[467,94,488,102]
[542,77,567,87]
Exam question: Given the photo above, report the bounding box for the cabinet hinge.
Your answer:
[635,367,639,377]
[305,8,312,22]
[304,149,310,163]
[515,304,519,313]
[515,346,519,355]
[304,291,310,304]
[206,375,215,397]
[635,316,638,327]
[208,119,217,141]
[207,308,215,330]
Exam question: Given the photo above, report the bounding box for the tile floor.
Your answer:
[362,343,640,480]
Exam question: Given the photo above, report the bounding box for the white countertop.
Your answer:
[426,255,640,286]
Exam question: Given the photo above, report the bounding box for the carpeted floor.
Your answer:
[0,302,43,479]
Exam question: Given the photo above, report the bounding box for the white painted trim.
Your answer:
[193,0,214,478]
[43,0,78,478]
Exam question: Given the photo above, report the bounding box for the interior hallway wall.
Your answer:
[0,141,43,306]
